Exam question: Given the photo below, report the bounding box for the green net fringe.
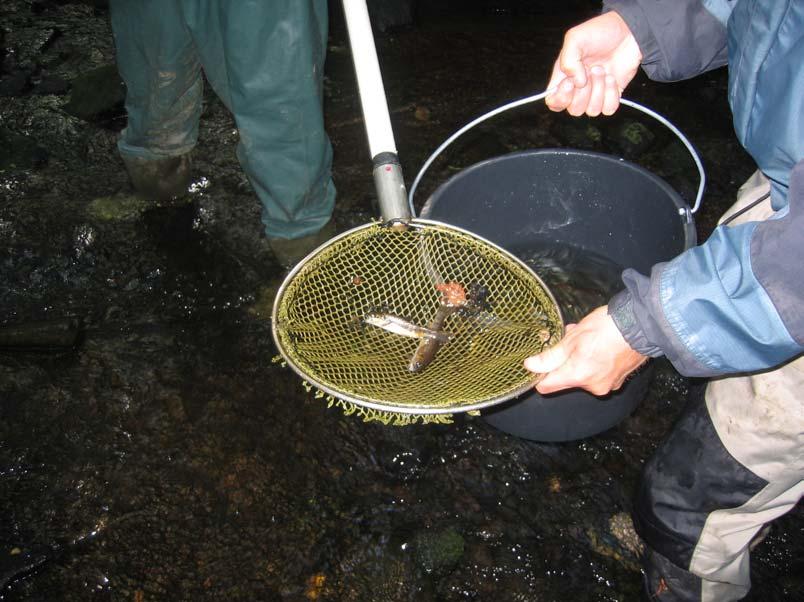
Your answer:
[272,355,454,425]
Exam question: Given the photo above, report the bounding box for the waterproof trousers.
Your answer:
[109,0,336,239]
[633,171,804,601]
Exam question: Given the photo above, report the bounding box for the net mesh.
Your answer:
[272,221,563,414]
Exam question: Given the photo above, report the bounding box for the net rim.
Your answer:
[271,218,565,415]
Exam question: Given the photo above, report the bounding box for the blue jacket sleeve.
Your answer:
[610,161,804,377]
[598,0,804,376]
[603,0,730,81]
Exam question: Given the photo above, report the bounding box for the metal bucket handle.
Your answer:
[408,89,705,224]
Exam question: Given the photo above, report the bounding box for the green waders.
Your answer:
[109,0,336,241]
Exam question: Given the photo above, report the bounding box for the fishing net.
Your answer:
[272,219,563,422]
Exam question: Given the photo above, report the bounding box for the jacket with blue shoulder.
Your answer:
[603,0,804,376]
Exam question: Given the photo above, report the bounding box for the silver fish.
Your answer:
[363,314,452,343]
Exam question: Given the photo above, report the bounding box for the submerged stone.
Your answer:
[413,527,465,574]
[248,283,280,320]
[64,64,125,121]
[615,120,656,155]
[0,70,31,97]
[33,74,70,95]
[0,128,49,170]
[86,193,149,222]
[554,118,603,150]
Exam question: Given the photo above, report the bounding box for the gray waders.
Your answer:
[634,171,804,601]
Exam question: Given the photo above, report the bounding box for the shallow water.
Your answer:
[1,2,801,601]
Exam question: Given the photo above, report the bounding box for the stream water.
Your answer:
[1,1,801,601]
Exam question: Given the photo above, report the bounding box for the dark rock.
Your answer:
[0,70,31,97]
[0,545,55,591]
[30,0,53,15]
[0,317,83,351]
[77,0,110,11]
[367,0,414,32]
[31,146,50,168]
[612,119,656,156]
[39,0,109,15]
[551,117,603,150]
[0,128,49,170]
[64,64,125,121]
[413,527,465,574]
[33,74,70,95]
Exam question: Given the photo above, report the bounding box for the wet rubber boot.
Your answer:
[641,549,703,601]
[122,153,192,201]
[267,218,336,269]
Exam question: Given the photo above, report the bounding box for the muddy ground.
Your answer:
[1,1,801,601]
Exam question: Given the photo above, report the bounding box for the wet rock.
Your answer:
[334,541,417,601]
[0,545,54,591]
[0,317,83,351]
[63,64,125,122]
[367,0,414,32]
[0,49,15,78]
[413,105,431,122]
[248,280,283,320]
[655,138,696,178]
[413,527,465,574]
[613,119,656,156]
[0,128,49,170]
[86,193,150,222]
[84,128,121,162]
[33,74,70,95]
[0,70,31,96]
[4,96,84,149]
[74,0,109,11]
[609,511,644,558]
[552,117,603,149]
[580,512,644,574]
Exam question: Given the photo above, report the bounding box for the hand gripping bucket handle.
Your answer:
[408,89,706,223]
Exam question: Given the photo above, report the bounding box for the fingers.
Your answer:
[558,39,587,88]
[584,66,606,117]
[545,41,589,113]
[566,78,593,117]
[545,66,621,117]
[544,12,638,117]
[601,74,621,115]
[525,311,650,396]
[535,359,614,396]
[535,363,578,395]
[524,342,569,375]
[524,337,590,394]
[545,64,576,113]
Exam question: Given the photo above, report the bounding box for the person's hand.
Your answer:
[524,306,648,396]
[545,12,642,116]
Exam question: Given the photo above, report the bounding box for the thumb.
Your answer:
[524,343,569,374]
[559,44,587,87]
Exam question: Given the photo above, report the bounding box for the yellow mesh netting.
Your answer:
[272,220,563,416]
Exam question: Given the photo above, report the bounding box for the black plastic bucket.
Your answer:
[421,149,696,441]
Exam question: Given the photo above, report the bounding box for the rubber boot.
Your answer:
[122,153,192,201]
[267,219,336,269]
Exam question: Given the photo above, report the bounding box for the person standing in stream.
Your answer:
[109,0,337,269]
[524,1,803,600]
